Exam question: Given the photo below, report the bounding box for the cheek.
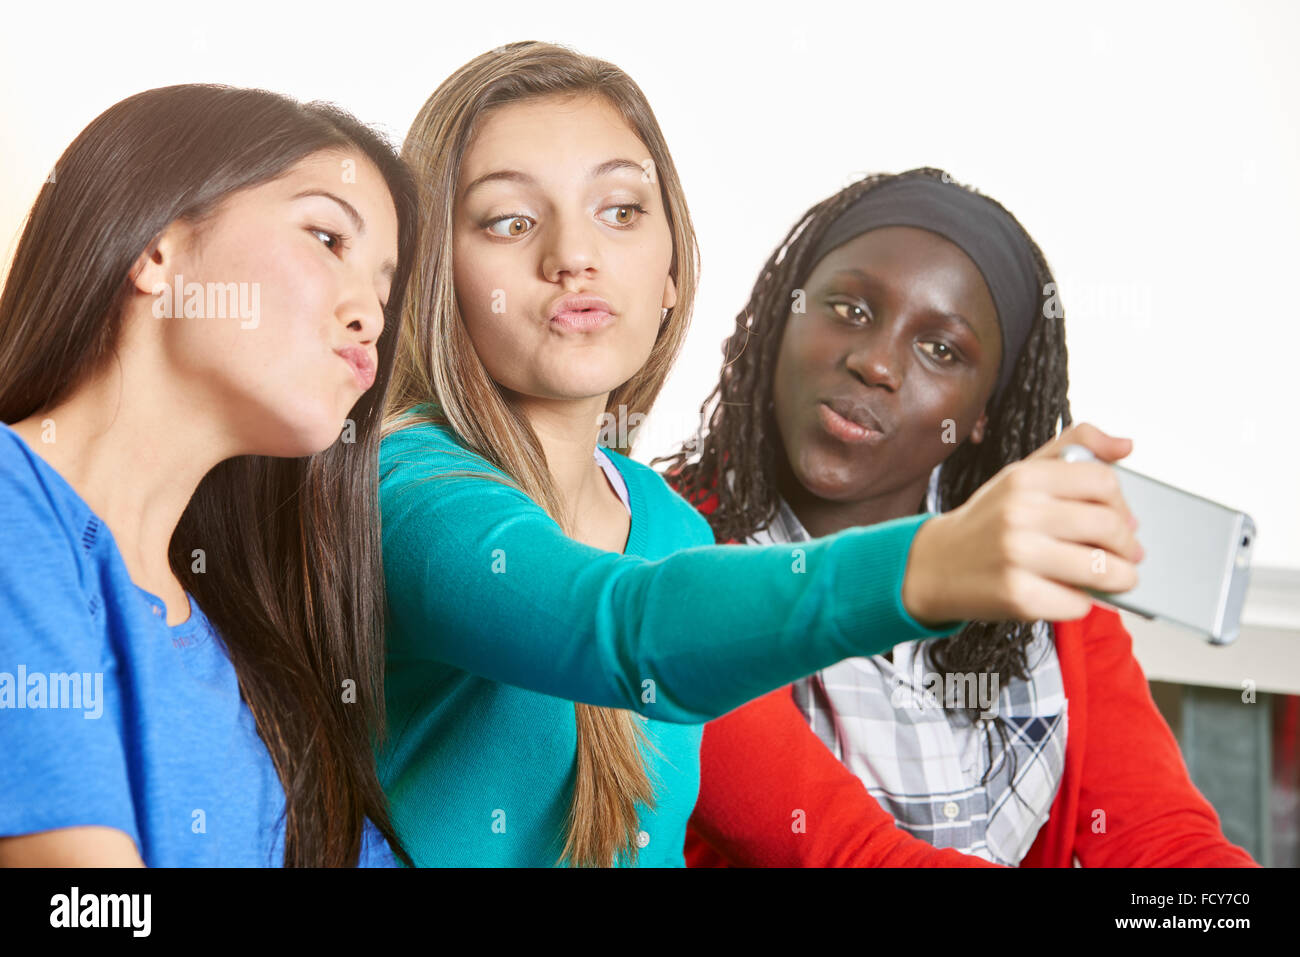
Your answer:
[607,235,671,355]
[452,243,493,323]
[772,318,819,405]
[901,379,983,454]
[785,315,840,366]
[242,248,336,389]
[771,326,812,455]
[217,244,347,439]
[453,253,530,386]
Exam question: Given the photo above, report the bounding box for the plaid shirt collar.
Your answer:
[743,465,1068,866]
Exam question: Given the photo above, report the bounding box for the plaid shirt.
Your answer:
[745,467,1068,866]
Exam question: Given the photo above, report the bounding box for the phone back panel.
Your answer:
[1089,465,1255,644]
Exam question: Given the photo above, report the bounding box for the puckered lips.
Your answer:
[817,394,889,445]
[335,345,376,391]
[548,293,614,332]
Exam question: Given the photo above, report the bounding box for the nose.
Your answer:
[540,209,598,284]
[340,270,385,345]
[844,326,904,392]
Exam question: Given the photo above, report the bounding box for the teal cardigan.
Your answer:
[377,416,964,866]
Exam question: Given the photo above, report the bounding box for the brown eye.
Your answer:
[309,227,345,253]
[920,341,959,364]
[487,215,533,238]
[598,203,647,227]
[830,300,870,323]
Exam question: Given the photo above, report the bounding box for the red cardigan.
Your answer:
[680,490,1258,868]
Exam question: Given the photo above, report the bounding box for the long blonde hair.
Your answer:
[385,41,699,866]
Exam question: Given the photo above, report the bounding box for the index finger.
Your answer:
[1022,458,1138,529]
[1028,422,1134,465]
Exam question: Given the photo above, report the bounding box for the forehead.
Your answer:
[811,225,997,320]
[458,94,649,188]
[267,150,395,222]
[270,149,383,196]
[818,226,979,276]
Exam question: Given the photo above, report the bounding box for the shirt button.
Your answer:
[636,830,650,848]
[152,605,163,617]
[943,801,960,820]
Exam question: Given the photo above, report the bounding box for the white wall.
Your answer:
[3,0,1297,566]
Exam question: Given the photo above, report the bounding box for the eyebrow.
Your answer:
[293,189,397,282]
[461,158,649,198]
[829,268,983,343]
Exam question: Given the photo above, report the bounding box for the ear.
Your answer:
[661,272,677,312]
[970,408,989,444]
[127,221,194,297]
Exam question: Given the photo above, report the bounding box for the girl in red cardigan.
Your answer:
[659,168,1255,867]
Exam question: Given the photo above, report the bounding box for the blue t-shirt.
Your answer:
[0,423,396,866]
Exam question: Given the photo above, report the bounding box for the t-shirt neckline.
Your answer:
[1,421,200,633]
[593,445,648,556]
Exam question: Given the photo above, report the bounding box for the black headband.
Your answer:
[807,174,1042,406]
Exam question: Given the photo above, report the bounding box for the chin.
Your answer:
[540,367,637,402]
[251,409,353,459]
[790,444,865,502]
[563,342,647,387]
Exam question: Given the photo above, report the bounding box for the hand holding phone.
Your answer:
[902,423,1144,626]
[1059,443,1255,644]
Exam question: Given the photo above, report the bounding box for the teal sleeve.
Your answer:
[380,436,966,725]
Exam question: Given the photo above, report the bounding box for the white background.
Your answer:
[3,0,1298,568]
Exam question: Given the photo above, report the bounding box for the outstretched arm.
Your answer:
[380,428,963,725]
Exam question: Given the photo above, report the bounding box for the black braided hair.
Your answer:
[653,167,1072,792]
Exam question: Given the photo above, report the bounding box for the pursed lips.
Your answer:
[821,394,889,435]
[547,293,615,331]
[335,345,376,390]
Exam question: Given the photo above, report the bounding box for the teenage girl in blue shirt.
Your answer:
[0,84,418,866]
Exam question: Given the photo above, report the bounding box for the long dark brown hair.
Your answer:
[657,167,1071,787]
[0,84,419,866]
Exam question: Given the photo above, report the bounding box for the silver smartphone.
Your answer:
[1059,444,1256,645]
